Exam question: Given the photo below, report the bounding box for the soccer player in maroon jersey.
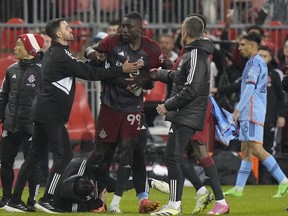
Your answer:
[85,12,173,213]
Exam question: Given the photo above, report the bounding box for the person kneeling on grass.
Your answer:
[51,158,169,213]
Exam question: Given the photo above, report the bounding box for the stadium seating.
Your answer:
[144,81,166,103]
[0,18,28,57]
[66,81,95,152]
[69,20,90,53]
[266,21,288,52]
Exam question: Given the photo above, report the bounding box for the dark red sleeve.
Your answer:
[97,35,120,53]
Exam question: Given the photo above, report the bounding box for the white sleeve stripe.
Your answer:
[186,49,197,84]
[77,160,86,176]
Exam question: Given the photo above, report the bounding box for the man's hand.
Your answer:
[84,47,107,61]
[149,68,160,80]
[156,104,168,115]
[233,109,240,125]
[122,57,143,73]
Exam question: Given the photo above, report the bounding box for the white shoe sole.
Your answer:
[2,205,27,213]
[34,203,62,214]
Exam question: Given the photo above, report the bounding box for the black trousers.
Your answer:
[11,122,73,203]
[0,131,40,203]
[166,123,196,202]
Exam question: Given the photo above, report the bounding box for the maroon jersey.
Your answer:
[98,34,166,112]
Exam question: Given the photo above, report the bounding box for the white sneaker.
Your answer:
[192,190,214,215]
[150,178,170,194]
[110,203,122,214]
[150,205,182,216]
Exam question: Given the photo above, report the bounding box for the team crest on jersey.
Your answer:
[105,60,111,69]
[2,130,7,137]
[138,57,144,66]
[28,75,36,83]
[116,60,122,66]
[159,54,164,63]
[99,129,107,139]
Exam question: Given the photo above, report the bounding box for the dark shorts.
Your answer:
[95,104,141,142]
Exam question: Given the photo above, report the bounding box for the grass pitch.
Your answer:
[0,185,287,216]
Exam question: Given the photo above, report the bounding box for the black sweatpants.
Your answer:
[0,131,40,203]
[166,123,196,202]
[11,122,73,203]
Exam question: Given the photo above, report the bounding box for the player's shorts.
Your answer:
[95,104,141,142]
[191,99,215,151]
[239,120,263,144]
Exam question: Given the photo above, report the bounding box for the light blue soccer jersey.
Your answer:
[236,54,267,125]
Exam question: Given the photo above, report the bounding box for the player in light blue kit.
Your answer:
[224,32,288,198]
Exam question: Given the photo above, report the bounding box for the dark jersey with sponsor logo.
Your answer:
[97,34,166,112]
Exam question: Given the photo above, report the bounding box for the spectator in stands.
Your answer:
[106,20,121,35]
[258,45,286,184]
[38,30,52,52]
[0,33,44,210]
[159,34,179,62]
[256,0,288,25]
[3,17,142,213]
[224,32,288,198]
[84,11,173,214]
[283,70,288,92]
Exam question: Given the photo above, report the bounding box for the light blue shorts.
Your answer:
[239,121,263,144]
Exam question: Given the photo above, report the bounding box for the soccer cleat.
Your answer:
[110,203,122,214]
[223,187,243,197]
[207,202,230,215]
[272,183,288,198]
[150,178,170,194]
[3,200,35,212]
[150,205,182,216]
[35,198,63,213]
[0,197,9,209]
[192,190,214,215]
[138,198,160,213]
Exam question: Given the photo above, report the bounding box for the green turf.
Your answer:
[1,185,287,215]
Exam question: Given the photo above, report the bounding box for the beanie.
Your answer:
[18,33,44,56]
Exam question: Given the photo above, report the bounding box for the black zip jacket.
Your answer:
[155,39,214,130]
[0,55,42,134]
[31,41,124,124]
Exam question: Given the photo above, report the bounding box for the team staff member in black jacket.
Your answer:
[3,17,142,213]
[149,16,214,216]
[0,33,44,210]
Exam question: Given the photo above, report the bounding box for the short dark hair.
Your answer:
[246,25,264,38]
[187,13,207,29]
[241,32,262,46]
[183,16,204,39]
[45,18,65,40]
[123,12,142,26]
[73,177,95,197]
[258,45,272,54]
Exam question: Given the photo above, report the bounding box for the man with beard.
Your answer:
[85,12,173,213]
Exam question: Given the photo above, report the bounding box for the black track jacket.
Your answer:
[31,41,124,124]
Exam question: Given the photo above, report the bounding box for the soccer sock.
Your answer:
[110,194,121,206]
[137,192,149,202]
[235,160,252,189]
[216,199,228,206]
[262,155,287,183]
[196,186,208,196]
[199,156,224,200]
[168,200,181,210]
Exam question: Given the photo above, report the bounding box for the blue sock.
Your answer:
[262,155,286,183]
[137,192,148,202]
[236,160,252,187]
